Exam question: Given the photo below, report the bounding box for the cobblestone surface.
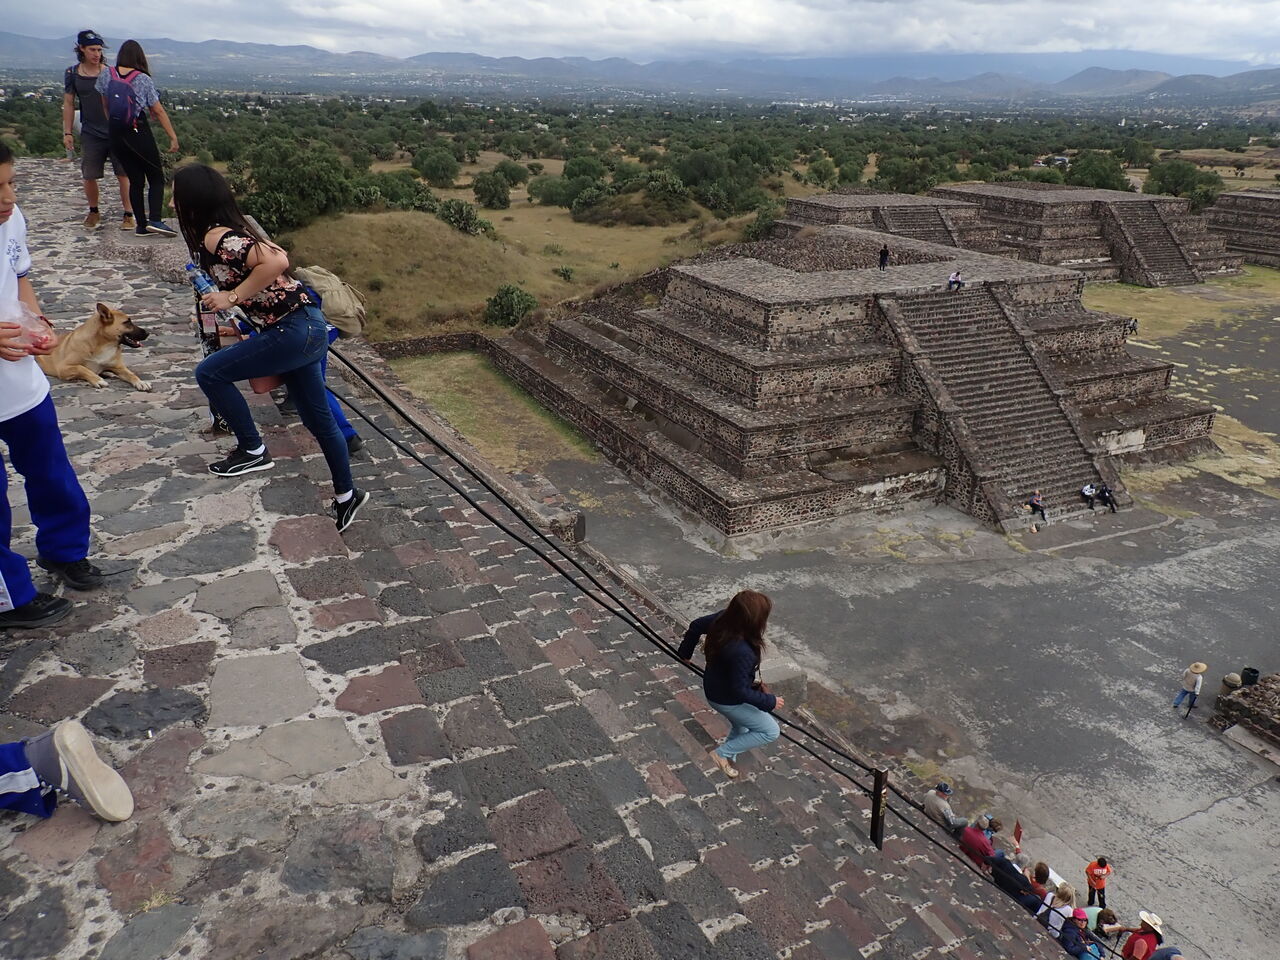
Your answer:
[0,160,1061,959]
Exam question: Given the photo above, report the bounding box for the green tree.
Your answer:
[1120,139,1157,168]
[1066,151,1130,191]
[233,138,352,233]
[871,156,938,194]
[413,149,460,188]
[806,157,837,187]
[563,155,607,180]
[473,171,511,209]
[1143,159,1224,209]
[492,159,530,186]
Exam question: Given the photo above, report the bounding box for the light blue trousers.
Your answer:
[708,699,779,761]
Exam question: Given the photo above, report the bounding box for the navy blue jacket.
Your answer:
[1058,920,1101,958]
[678,612,777,712]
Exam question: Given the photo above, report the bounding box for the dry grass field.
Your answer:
[286,156,750,340]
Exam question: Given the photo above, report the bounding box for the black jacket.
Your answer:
[678,612,777,712]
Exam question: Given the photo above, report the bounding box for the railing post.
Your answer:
[870,767,889,850]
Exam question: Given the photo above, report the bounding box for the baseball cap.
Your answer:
[934,782,953,795]
[77,30,106,48]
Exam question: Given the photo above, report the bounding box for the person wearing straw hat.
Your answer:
[1173,662,1207,708]
[1120,911,1164,960]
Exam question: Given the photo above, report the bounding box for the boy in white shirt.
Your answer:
[0,141,104,628]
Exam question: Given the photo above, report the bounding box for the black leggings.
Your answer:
[110,120,165,224]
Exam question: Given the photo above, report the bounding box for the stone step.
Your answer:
[624,308,899,409]
[547,318,918,477]
[493,335,946,536]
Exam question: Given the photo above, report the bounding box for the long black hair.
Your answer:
[704,589,771,665]
[172,164,280,271]
[116,40,152,76]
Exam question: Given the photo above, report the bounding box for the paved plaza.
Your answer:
[0,161,1066,959]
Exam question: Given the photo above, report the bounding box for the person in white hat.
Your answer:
[1120,911,1165,959]
[1173,662,1207,708]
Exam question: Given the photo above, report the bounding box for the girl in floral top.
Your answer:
[173,164,368,531]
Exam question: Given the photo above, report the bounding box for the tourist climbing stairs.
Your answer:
[894,287,1104,518]
[1110,201,1199,286]
[878,205,957,245]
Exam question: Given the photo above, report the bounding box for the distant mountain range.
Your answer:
[3,31,1279,107]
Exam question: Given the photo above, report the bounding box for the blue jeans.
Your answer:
[0,394,91,610]
[321,326,356,441]
[708,699,779,761]
[1173,688,1197,707]
[195,306,352,494]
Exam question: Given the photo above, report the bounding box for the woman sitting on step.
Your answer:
[678,590,782,779]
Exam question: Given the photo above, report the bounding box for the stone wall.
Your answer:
[1215,674,1280,747]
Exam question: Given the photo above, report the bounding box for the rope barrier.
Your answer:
[323,347,1141,959]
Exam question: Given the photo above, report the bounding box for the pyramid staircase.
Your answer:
[889,287,1113,518]
[1108,201,1199,286]
[876,205,958,246]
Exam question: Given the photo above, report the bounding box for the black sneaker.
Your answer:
[209,446,274,477]
[37,557,104,591]
[334,487,369,533]
[346,434,365,456]
[0,593,72,629]
[277,394,297,416]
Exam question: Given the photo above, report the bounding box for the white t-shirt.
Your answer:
[0,205,52,423]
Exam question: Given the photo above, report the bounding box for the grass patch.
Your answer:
[1082,265,1280,341]
[390,351,598,473]
[287,198,748,340]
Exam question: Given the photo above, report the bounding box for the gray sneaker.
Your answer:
[22,720,134,821]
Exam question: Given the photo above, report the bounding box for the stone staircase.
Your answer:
[1108,202,1200,286]
[893,287,1106,516]
[876,206,957,246]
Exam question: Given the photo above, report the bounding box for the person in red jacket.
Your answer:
[959,815,1000,869]
[1121,912,1164,960]
[1085,856,1113,908]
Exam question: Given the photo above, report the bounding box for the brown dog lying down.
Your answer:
[37,302,151,391]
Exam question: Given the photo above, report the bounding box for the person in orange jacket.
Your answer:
[1085,856,1113,909]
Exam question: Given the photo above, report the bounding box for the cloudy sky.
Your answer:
[17,0,1280,62]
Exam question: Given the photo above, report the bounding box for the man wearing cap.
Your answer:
[922,781,968,837]
[62,30,133,231]
[1173,662,1207,708]
[1121,912,1165,960]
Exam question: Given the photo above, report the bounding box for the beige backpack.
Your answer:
[295,265,367,338]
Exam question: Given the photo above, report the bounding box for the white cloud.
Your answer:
[22,0,1280,62]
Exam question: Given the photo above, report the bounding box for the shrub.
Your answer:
[493,159,530,186]
[563,155,607,180]
[554,265,575,282]
[526,161,545,176]
[484,284,538,327]
[367,276,385,292]
[413,149,460,188]
[437,198,492,236]
[473,171,511,209]
[742,201,780,242]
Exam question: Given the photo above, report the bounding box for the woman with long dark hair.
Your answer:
[172,164,368,531]
[94,39,178,236]
[677,589,782,779]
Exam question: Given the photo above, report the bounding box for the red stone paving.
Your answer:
[514,845,630,926]
[641,761,687,800]
[268,514,350,563]
[467,918,557,960]
[142,641,217,687]
[6,676,115,723]
[95,822,184,911]
[335,665,424,715]
[311,596,385,631]
[488,790,582,862]
[13,804,100,869]
[115,727,203,821]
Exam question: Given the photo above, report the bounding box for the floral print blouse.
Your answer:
[209,230,312,324]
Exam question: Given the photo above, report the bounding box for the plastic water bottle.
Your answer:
[186,263,250,329]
